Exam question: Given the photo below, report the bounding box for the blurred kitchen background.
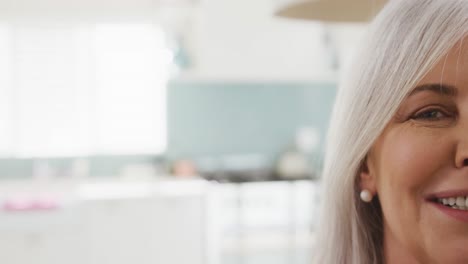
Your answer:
[0,0,385,263]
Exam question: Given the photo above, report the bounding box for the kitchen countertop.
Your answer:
[0,177,213,212]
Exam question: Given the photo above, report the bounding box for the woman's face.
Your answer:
[361,40,468,263]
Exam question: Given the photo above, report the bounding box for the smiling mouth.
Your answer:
[432,196,468,211]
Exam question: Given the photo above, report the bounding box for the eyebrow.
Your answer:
[409,83,457,97]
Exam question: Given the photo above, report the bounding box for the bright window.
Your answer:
[0,23,170,157]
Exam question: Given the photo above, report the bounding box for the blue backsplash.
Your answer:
[0,81,337,178]
[167,80,337,160]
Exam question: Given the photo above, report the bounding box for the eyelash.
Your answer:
[411,107,453,121]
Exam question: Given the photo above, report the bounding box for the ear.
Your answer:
[359,154,377,194]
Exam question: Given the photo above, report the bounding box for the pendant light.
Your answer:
[275,0,388,22]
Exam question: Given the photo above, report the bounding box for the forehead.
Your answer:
[418,38,468,90]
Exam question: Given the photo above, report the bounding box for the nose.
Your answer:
[455,142,468,168]
[454,113,468,168]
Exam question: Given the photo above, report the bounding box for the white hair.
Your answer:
[314,0,468,263]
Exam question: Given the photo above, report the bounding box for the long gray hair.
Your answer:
[314,0,468,263]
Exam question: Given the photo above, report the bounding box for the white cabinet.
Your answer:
[0,179,321,264]
[0,180,218,264]
[213,181,321,264]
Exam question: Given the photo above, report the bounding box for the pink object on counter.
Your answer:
[2,196,60,212]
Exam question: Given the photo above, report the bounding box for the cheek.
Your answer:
[372,128,449,254]
[375,128,445,194]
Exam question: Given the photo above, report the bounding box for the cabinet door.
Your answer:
[0,207,82,264]
[75,196,210,264]
[0,193,213,264]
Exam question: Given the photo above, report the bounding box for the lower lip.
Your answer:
[431,202,468,222]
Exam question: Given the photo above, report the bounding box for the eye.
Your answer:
[411,108,451,121]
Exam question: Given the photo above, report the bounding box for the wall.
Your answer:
[167,81,337,161]
[0,0,367,178]
[187,0,367,81]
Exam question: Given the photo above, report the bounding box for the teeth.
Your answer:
[449,197,456,205]
[437,196,468,211]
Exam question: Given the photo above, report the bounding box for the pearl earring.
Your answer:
[360,189,373,203]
